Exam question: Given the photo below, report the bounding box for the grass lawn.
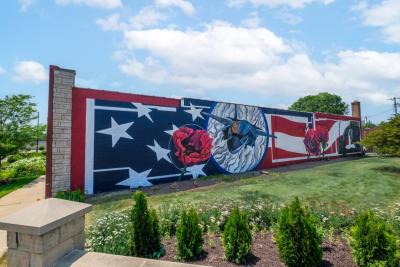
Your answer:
[0,176,37,198]
[87,157,400,223]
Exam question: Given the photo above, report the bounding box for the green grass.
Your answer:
[0,176,37,198]
[87,157,400,223]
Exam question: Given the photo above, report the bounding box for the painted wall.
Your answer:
[70,88,362,194]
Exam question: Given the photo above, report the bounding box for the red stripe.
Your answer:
[274,147,307,159]
[315,119,336,131]
[272,115,307,138]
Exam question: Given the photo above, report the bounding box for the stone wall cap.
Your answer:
[0,198,92,235]
[57,250,208,267]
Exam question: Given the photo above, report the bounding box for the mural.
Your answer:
[70,91,362,194]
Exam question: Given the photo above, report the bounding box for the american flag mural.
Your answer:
[70,89,362,194]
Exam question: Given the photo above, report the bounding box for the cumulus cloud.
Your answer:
[355,0,400,43]
[116,22,400,105]
[96,8,168,31]
[241,12,261,28]
[226,0,334,9]
[13,61,47,84]
[155,0,195,15]
[19,0,34,12]
[55,0,122,9]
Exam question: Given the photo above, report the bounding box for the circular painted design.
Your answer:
[206,103,268,173]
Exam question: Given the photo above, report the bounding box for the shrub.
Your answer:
[6,151,45,163]
[55,189,85,202]
[129,191,162,258]
[276,197,323,267]
[158,202,183,237]
[87,211,130,255]
[176,208,204,259]
[4,156,45,177]
[222,207,252,264]
[350,210,399,267]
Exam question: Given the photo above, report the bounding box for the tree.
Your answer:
[364,120,377,129]
[361,116,400,156]
[289,92,349,115]
[0,95,45,165]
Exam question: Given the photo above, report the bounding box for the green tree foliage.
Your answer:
[276,197,323,267]
[129,191,162,258]
[361,116,400,156]
[350,210,399,267]
[289,92,349,115]
[0,95,46,165]
[222,207,252,264]
[176,208,204,259]
[364,120,377,129]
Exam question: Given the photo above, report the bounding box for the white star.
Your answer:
[186,164,206,179]
[117,168,153,188]
[164,124,179,136]
[132,102,153,122]
[184,103,204,121]
[96,117,134,147]
[147,140,172,163]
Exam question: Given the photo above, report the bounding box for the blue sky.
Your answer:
[1,0,399,123]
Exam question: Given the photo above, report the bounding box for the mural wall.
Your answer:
[71,88,361,194]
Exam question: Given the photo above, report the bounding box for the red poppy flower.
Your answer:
[304,126,330,156]
[172,127,213,166]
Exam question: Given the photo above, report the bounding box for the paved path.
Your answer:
[0,175,45,256]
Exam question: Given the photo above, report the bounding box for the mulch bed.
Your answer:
[161,233,356,267]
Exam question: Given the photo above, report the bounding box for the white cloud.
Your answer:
[19,0,34,12]
[241,12,261,28]
[13,61,47,84]
[355,0,400,43]
[117,22,400,106]
[96,8,168,31]
[55,0,122,9]
[226,0,334,9]
[155,0,195,15]
[275,9,303,24]
[0,66,5,75]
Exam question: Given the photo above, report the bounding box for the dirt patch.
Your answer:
[161,233,356,267]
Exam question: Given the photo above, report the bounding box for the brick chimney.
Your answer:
[351,101,361,118]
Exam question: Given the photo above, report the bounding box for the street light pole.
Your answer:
[36,111,39,152]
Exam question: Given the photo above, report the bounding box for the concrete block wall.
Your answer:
[46,66,75,197]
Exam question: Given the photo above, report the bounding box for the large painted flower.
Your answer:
[304,128,321,156]
[304,126,330,156]
[173,127,213,166]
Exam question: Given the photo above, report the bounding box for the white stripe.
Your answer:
[95,105,176,112]
[275,115,310,124]
[85,99,95,195]
[275,132,307,155]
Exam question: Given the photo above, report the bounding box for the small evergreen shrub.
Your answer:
[276,197,323,267]
[55,189,85,202]
[176,208,204,259]
[222,207,252,264]
[129,191,163,258]
[350,210,399,267]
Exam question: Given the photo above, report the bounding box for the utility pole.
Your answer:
[389,97,400,116]
[36,111,40,152]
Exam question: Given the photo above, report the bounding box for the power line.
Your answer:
[364,108,392,118]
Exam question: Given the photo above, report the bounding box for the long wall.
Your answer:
[46,66,362,196]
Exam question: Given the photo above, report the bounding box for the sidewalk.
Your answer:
[0,175,45,256]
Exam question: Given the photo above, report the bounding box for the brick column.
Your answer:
[46,66,75,197]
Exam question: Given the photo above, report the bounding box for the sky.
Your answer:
[1,0,399,124]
